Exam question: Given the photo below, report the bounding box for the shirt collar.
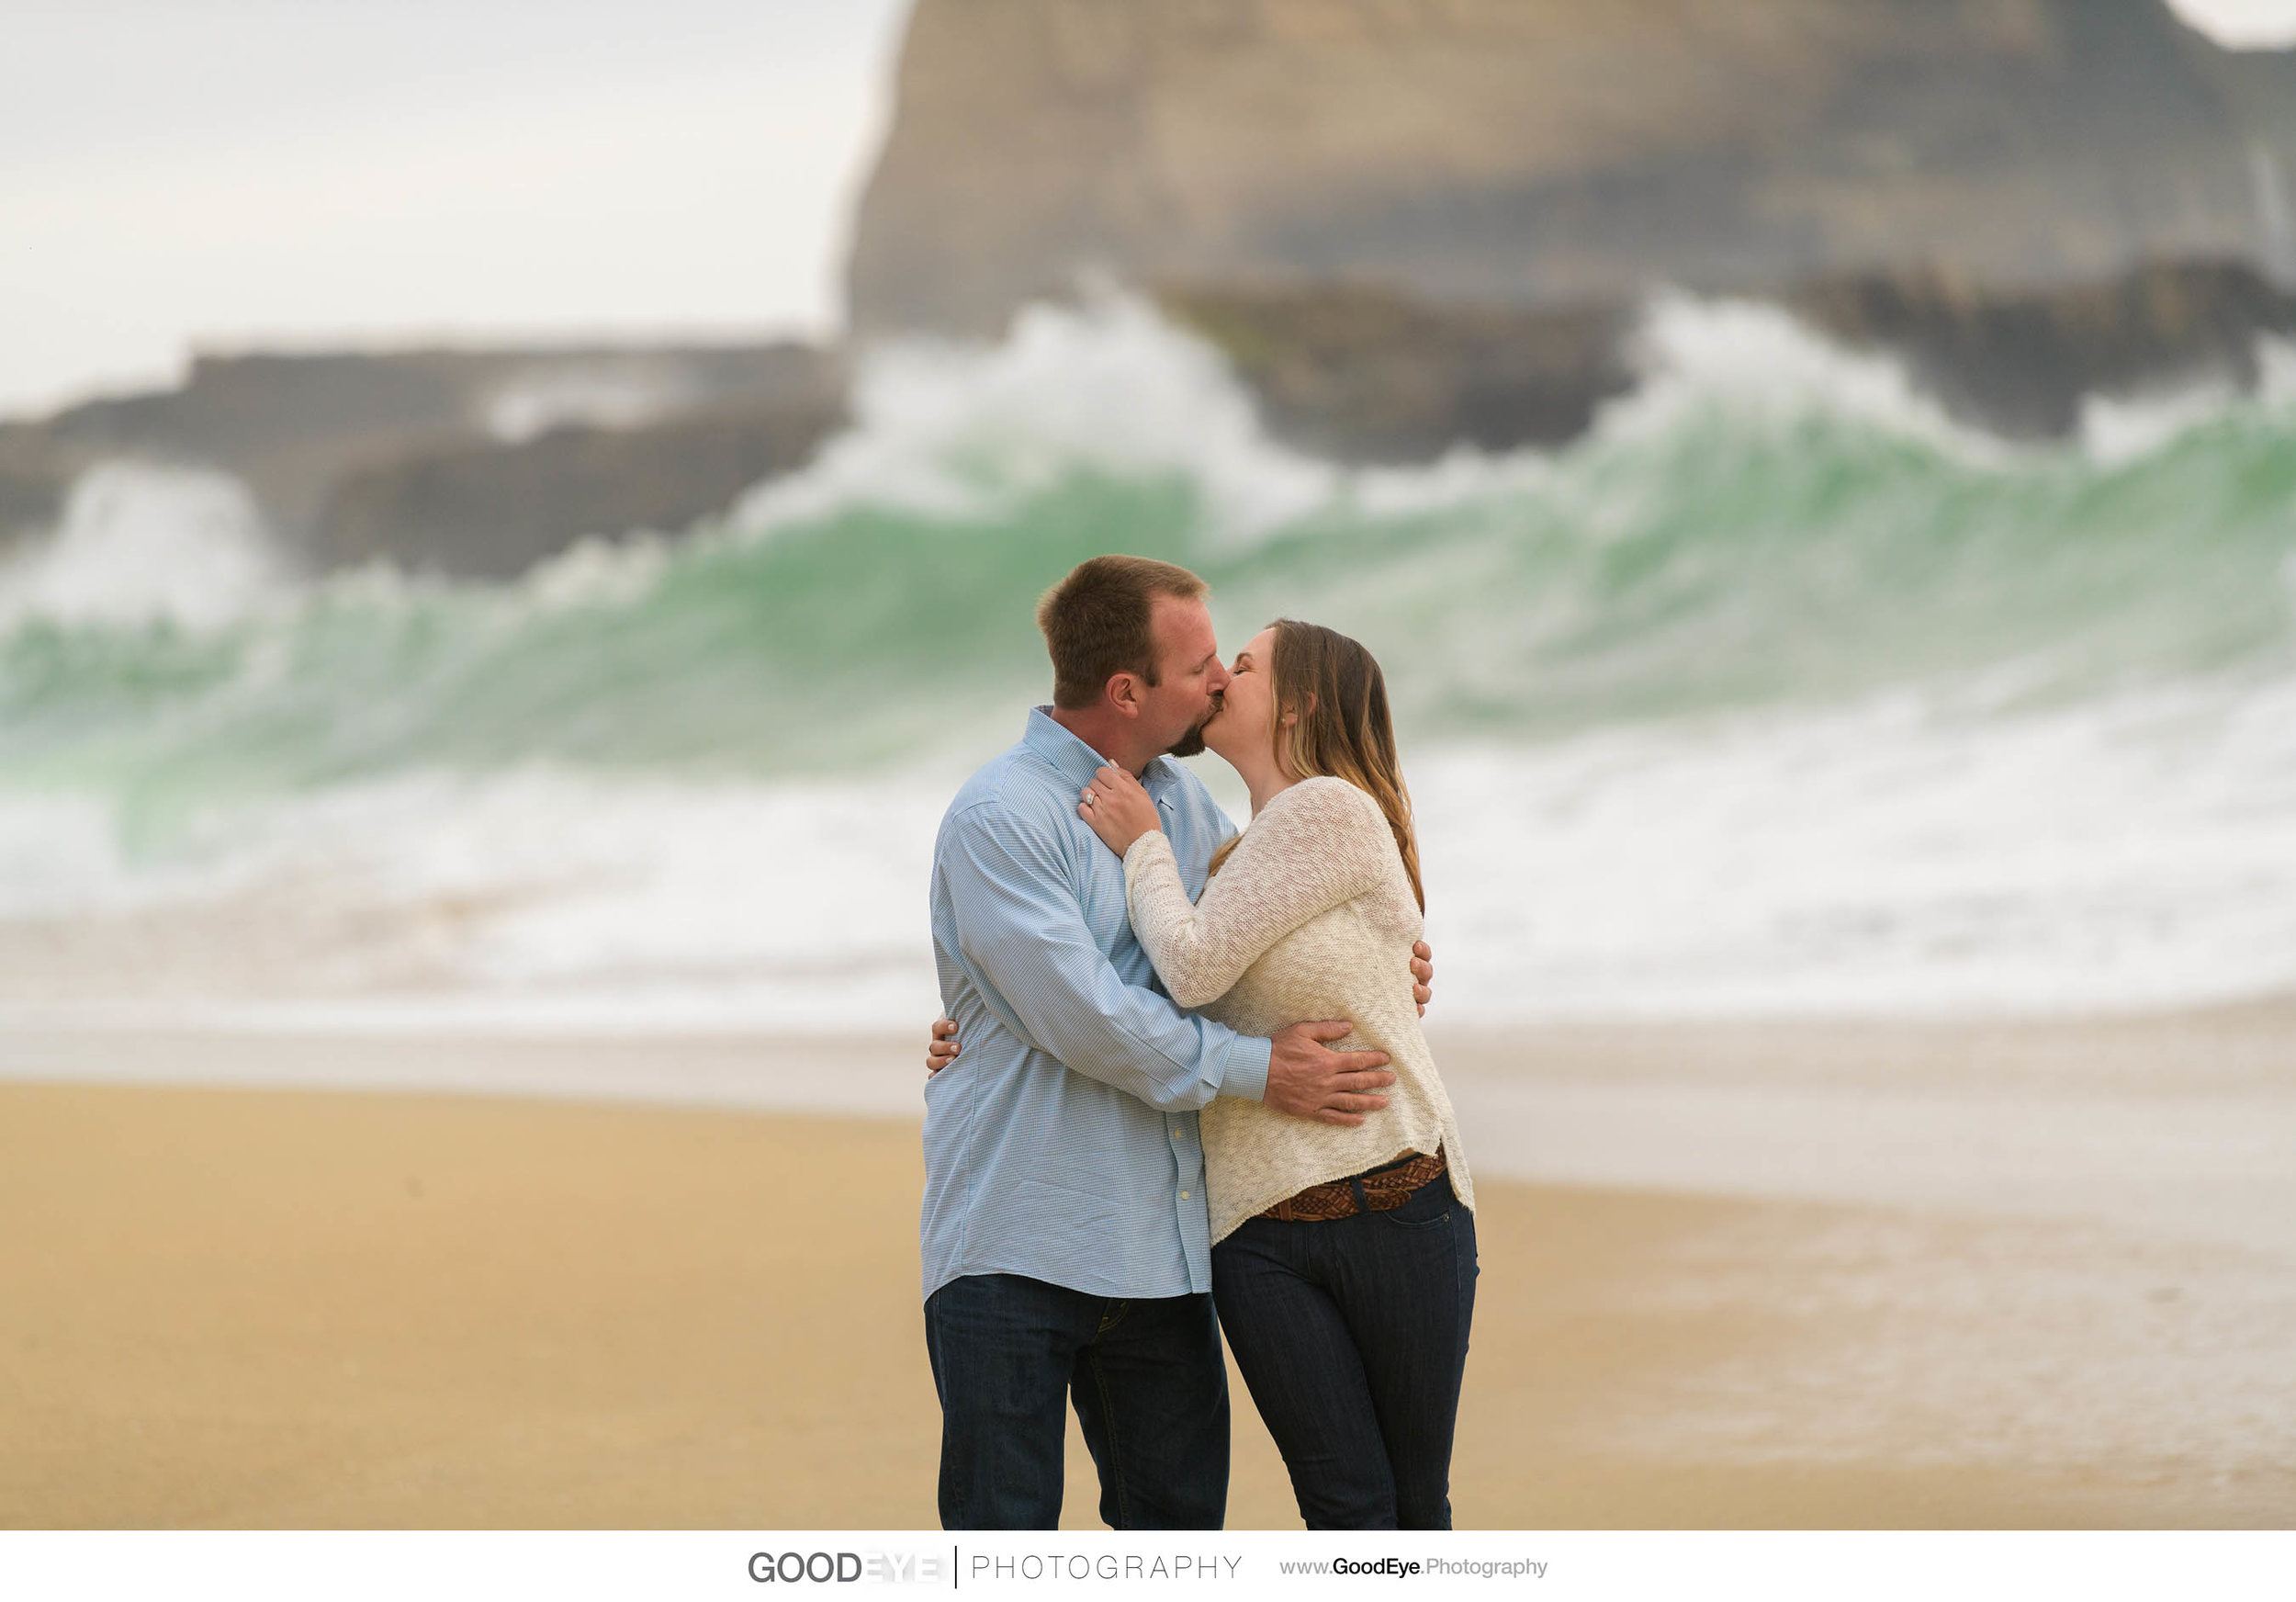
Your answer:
[1024,705,1182,801]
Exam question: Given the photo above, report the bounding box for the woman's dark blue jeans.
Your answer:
[1211,1168,1477,1529]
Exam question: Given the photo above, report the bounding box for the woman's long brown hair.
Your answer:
[1208,619,1424,911]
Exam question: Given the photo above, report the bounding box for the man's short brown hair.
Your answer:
[1035,555,1210,710]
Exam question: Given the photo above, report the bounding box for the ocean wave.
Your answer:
[6,296,2290,773]
[4,296,2295,1020]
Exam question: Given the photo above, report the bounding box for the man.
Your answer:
[921,554,1433,1530]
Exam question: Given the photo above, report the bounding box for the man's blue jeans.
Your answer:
[924,1272,1230,1529]
[1211,1169,1478,1529]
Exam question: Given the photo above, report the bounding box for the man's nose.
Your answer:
[1207,660,1232,693]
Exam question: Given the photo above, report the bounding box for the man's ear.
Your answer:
[1105,671,1143,721]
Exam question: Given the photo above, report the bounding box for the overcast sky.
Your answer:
[1,1,910,417]
[5,0,2295,419]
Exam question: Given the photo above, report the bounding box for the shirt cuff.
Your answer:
[1216,1031,1273,1103]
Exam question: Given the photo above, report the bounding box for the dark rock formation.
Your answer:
[0,424,69,543]
[318,397,846,579]
[1156,259,2296,459]
[850,0,2296,339]
[1159,282,1632,460]
[1,344,841,569]
[1785,259,2296,437]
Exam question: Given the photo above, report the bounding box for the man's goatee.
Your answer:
[1167,698,1219,759]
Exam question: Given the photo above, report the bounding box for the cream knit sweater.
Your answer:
[1122,774,1474,1245]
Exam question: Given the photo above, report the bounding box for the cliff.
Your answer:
[850,0,2296,337]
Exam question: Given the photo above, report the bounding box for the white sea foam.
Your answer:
[481,365,696,443]
[727,293,1342,541]
[0,462,285,632]
[1415,671,2296,1021]
[511,526,677,613]
[0,794,141,919]
[0,765,947,1029]
[1606,291,2296,474]
[2078,378,2244,466]
[2070,331,2296,466]
[1597,292,2006,460]
[6,665,2291,1029]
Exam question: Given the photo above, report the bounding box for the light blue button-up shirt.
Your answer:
[921,706,1275,1303]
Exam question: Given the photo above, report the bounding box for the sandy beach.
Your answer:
[2,1019,2291,1530]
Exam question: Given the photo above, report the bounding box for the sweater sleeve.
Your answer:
[1122,777,1393,1009]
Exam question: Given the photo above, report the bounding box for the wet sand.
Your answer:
[1,1021,2291,1529]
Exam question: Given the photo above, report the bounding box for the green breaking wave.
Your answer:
[4,385,2294,854]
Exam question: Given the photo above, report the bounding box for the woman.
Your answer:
[939,619,1476,1529]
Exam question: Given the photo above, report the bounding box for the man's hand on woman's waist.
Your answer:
[1263,1020,1393,1127]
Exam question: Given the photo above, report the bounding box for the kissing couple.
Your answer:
[919,554,1477,1530]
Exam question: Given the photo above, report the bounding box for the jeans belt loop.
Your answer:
[1347,1174,1371,1216]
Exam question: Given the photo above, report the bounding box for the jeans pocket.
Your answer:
[1377,1172,1455,1232]
[1379,1205,1451,1234]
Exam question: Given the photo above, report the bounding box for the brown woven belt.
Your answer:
[1259,1148,1447,1223]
